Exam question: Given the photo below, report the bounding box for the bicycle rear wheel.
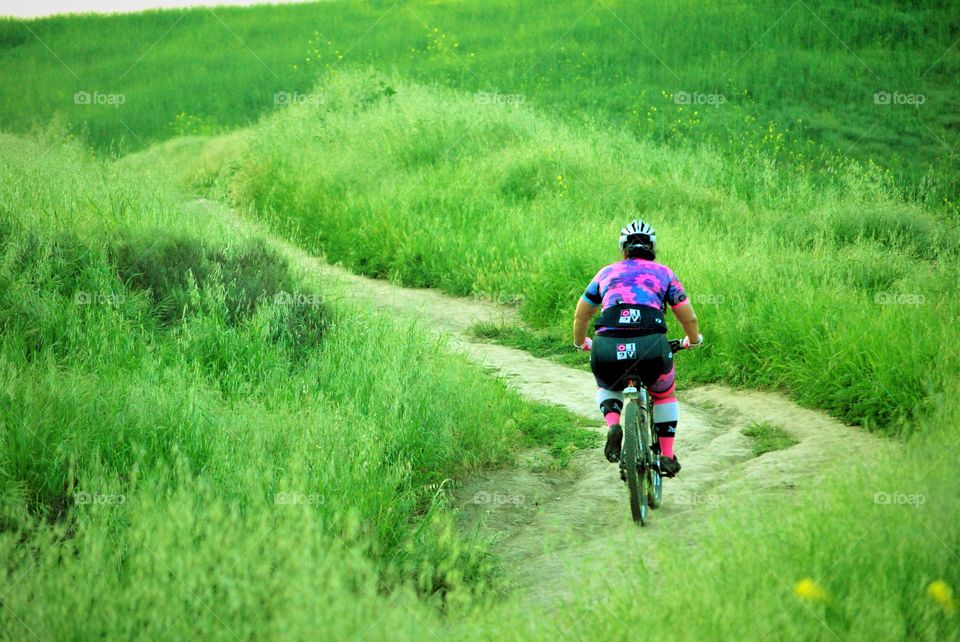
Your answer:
[622,401,647,525]
[648,466,663,508]
[644,408,663,509]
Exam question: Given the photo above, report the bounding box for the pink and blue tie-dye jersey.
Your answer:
[582,258,689,318]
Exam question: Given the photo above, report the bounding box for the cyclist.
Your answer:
[572,219,702,477]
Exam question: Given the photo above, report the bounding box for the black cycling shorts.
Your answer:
[590,332,673,392]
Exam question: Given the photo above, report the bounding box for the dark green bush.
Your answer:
[269,297,329,364]
[832,205,950,260]
[0,20,28,49]
[110,233,300,324]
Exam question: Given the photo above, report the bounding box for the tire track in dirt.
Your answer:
[202,200,884,609]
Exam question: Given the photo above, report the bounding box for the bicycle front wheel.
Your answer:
[622,401,647,525]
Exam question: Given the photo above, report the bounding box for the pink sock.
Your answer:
[660,436,675,458]
[604,412,621,427]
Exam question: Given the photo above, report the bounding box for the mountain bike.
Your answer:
[620,338,688,526]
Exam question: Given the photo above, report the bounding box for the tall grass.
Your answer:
[3,2,959,636]
[1,0,958,203]
[12,351,955,639]
[184,70,959,435]
[489,385,959,641]
[0,133,593,638]
[112,71,960,639]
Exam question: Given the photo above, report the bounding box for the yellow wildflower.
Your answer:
[928,580,955,615]
[794,578,828,603]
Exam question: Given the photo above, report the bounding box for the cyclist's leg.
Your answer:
[649,364,678,458]
[598,386,625,462]
[597,388,624,428]
[589,334,629,408]
[590,334,630,462]
[628,335,679,460]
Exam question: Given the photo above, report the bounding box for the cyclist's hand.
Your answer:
[574,337,592,351]
[681,334,704,349]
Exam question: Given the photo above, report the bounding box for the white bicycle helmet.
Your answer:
[618,219,656,258]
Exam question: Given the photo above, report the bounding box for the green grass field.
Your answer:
[164,69,955,435]
[2,1,959,640]
[0,133,596,633]
[1,0,959,206]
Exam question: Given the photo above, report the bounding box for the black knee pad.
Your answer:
[655,421,677,437]
[599,398,623,416]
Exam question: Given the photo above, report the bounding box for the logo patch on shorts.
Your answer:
[616,343,636,360]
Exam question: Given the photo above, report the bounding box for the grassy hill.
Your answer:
[2,1,959,639]
[4,125,958,642]
[0,133,594,636]
[1,0,958,206]
[123,69,959,435]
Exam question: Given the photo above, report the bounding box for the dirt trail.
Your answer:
[201,201,883,609]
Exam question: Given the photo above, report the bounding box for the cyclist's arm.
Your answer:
[666,270,702,346]
[573,297,598,347]
[671,300,701,346]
